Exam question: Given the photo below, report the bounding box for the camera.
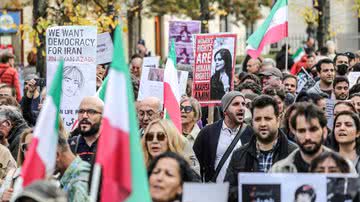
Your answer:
[34,78,46,87]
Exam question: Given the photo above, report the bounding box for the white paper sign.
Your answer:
[138,66,189,103]
[325,98,335,129]
[142,56,160,69]
[46,26,97,130]
[239,173,327,202]
[96,32,113,64]
[182,183,229,202]
[348,72,360,88]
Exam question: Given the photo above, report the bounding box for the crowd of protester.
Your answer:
[0,37,360,202]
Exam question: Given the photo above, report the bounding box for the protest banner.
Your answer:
[96,32,113,64]
[137,66,188,103]
[348,72,360,88]
[169,20,200,69]
[325,98,335,129]
[296,67,315,94]
[46,26,97,130]
[327,174,360,201]
[182,183,229,202]
[192,33,237,105]
[239,173,327,202]
[142,56,160,69]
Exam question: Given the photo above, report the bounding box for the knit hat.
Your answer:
[221,91,245,112]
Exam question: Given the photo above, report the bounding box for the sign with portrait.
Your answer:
[239,173,327,202]
[138,66,188,103]
[46,26,97,130]
[168,20,201,69]
[296,67,315,94]
[192,33,237,105]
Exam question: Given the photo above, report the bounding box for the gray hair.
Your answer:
[262,58,276,68]
[0,106,27,127]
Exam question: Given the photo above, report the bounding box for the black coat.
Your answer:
[193,120,253,182]
[210,73,226,100]
[224,129,297,202]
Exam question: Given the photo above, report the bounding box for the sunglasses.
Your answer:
[21,143,29,153]
[180,105,193,113]
[145,133,166,142]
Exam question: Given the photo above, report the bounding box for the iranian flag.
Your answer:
[292,47,306,62]
[90,25,151,202]
[163,40,182,132]
[246,0,288,59]
[21,60,64,186]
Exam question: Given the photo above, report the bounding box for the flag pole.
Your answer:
[90,164,102,202]
[285,0,289,72]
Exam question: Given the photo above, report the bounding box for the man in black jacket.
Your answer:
[224,95,297,202]
[193,91,253,182]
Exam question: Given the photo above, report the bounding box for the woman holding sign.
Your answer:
[210,49,232,100]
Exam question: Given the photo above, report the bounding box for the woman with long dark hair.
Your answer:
[210,49,232,100]
[333,111,360,172]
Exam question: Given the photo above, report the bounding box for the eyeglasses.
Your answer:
[21,143,29,153]
[180,105,193,113]
[78,109,101,116]
[145,133,166,142]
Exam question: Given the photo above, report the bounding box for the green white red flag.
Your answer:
[246,0,288,59]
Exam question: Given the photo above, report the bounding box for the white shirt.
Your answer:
[220,72,230,92]
[215,121,243,182]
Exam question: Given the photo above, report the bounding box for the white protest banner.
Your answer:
[96,32,113,64]
[46,26,97,130]
[138,66,188,103]
[192,33,237,105]
[142,56,160,69]
[325,98,335,129]
[348,72,360,88]
[239,173,327,202]
[182,183,229,202]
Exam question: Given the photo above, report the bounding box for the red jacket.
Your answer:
[0,63,21,102]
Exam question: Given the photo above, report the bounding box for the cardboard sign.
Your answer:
[142,56,160,69]
[183,183,229,202]
[169,20,200,69]
[46,26,97,130]
[96,32,113,64]
[239,173,327,202]
[138,66,188,103]
[348,72,360,88]
[192,33,237,105]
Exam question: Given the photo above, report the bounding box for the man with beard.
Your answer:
[56,127,90,201]
[307,59,335,98]
[224,95,297,202]
[333,76,349,100]
[271,103,336,172]
[69,96,104,163]
[193,91,254,182]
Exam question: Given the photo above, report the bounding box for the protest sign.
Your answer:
[96,32,113,64]
[296,67,315,94]
[327,174,360,202]
[325,98,335,129]
[46,26,97,130]
[142,56,160,69]
[182,183,229,202]
[192,33,237,105]
[169,20,200,69]
[239,173,327,202]
[348,72,360,88]
[138,66,188,103]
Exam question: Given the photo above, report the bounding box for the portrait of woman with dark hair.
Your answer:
[178,48,190,65]
[177,25,191,43]
[210,48,233,100]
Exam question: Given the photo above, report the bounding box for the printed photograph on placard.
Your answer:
[242,184,281,202]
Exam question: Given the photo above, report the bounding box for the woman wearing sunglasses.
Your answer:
[180,97,201,175]
[142,119,186,167]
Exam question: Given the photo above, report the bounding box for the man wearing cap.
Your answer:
[193,91,253,182]
[259,67,283,89]
[224,95,297,202]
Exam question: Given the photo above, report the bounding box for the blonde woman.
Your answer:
[142,119,185,167]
